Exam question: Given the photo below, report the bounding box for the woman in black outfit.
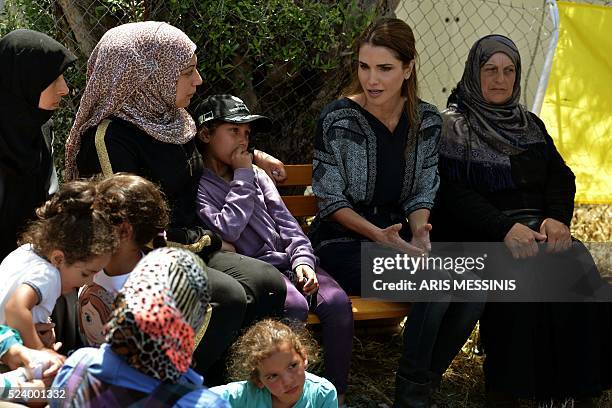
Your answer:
[0,30,81,353]
[64,22,286,380]
[311,19,484,407]
[434,34,612,407]
[0,29,76,260]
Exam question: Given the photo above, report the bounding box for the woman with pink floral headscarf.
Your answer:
[64,22,287,380]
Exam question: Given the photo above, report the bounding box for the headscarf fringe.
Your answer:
[439,156,515,192]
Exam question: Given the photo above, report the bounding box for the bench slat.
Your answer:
[279,164,313,187]
[281,195,318,217]
[307,297,411,324]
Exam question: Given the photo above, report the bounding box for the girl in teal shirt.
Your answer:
[211,320,337,408]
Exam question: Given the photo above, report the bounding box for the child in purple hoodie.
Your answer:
[194,95,353,406]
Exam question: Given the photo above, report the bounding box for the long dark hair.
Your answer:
[344,18,420,129]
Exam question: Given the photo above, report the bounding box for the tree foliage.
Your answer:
[0,0,392,171]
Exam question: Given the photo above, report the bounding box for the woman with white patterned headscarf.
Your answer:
[64,22,286,379]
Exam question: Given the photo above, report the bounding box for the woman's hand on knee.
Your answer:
[539,218,571,253]
[504,223,547,259]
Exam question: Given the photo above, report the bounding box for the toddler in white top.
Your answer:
[0,180,117,359]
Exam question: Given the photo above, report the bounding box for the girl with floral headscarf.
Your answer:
[64,22,287,377]
[434,34,612,406]
[51,247,229,407]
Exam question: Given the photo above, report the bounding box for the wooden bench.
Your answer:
[278,164,411,324]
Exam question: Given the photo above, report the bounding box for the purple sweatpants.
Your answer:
[283,266,354,394]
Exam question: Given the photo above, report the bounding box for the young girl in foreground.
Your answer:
[194,95,352,404]
[0,180,116,355]
[211,319,337,407]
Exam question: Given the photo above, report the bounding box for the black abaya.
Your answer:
[0,29,76,260]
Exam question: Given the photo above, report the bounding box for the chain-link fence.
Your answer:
[0,0,609,173]
[397,0,612,111]
[397,0,555,111]
[0,0,379,172]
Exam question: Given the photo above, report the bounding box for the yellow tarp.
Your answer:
[540,1,612,204]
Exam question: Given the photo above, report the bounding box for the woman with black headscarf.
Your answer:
[434,34,612,407]
[0,29,76,260]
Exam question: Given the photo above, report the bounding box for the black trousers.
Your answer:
[192,251,286,378]
[397,300,484,383]
[316,241,363,296]
[480,243,612,399]
[51,291,83,354]
[53,250,285,379]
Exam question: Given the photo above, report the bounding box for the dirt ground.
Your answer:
[336,326,612,407]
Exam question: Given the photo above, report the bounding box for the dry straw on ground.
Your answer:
[322,204,611,407]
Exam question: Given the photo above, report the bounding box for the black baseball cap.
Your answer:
[192,94,272,132]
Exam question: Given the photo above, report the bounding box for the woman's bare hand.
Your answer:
[253,149,287,183]
[539,218,571,253]
[504,223,547,259]
[376,223,423,256]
